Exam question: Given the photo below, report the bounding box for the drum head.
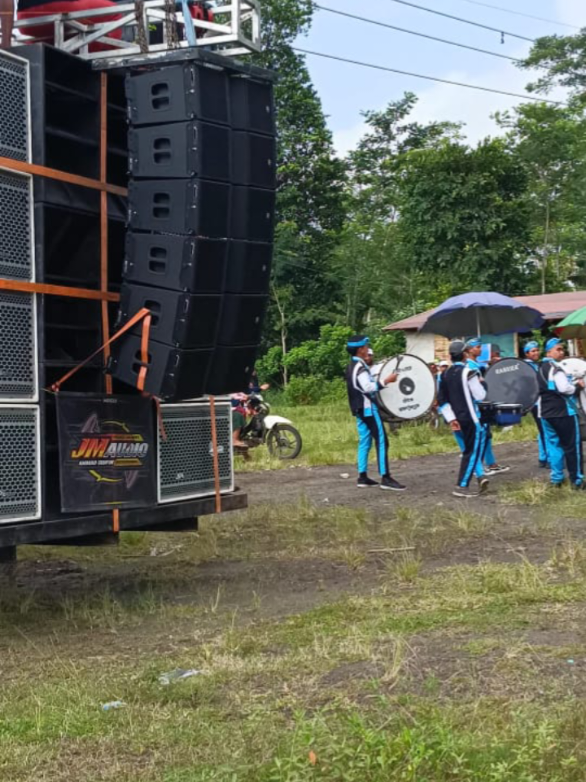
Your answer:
[560,358,586,414]
[484,358,538,412]
[376,354,436,420]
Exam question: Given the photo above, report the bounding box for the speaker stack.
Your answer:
[10,44,128,520]
[0,50,41,524]
[110,61,277,399]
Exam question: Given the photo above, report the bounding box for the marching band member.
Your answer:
[538,338,585,489]
[464,338,510,475]
[438,340,490,498]
[523,341,549,468]
[345,336,406,491]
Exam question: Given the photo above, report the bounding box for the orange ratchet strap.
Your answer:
[0,278,119,302]
[51,308,152,393]
[209,395,222,514]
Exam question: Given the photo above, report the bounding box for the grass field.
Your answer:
[3,470,586,780]
[0,407,575,782]
[237,401,536,471]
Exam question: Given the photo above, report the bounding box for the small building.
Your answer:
[384,291,586,362]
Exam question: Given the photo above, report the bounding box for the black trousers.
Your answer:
[457,421,488,488]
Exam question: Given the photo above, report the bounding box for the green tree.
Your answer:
[519,29,586,103]
[254,1,347,350]
[335,95,461,331]
[396,139,532,295]
[496,102,586,292]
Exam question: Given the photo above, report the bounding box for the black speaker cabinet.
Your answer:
[34,201,126,289]
[230,76,275,136]
[128,121,231,181]
[225,241,272,294]
[126,63,230,127]
[231,186,276,242]
[124,233,228,293]
[110,335,212,400]
[217,294,268,346]
[128,179,231,238]
[117,283,221,348]
[15,44,127,186]
[205,344,259,395]
[231,132,276,189]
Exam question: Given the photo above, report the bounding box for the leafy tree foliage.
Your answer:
[396,139,532,295]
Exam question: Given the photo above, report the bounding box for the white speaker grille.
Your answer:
[0,291,38,401]
[0,52,29,163]
[0,406,40,523]
[158,401,234,503]
[0,170,34,281]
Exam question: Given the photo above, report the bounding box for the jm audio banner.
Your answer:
[57,394,156,512]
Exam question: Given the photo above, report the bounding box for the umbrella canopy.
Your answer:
[418,292,544,338]
[554,306,586,340]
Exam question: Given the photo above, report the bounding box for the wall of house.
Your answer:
[405,332,436,361]
[404,332,519,362]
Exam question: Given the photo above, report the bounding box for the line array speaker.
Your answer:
[112,59,277,400]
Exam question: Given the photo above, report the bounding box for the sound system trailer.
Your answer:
[0,44,277,558]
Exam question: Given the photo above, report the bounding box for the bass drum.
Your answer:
[484,358,539,413]
[375,354,436,421]
[560,358,586,415]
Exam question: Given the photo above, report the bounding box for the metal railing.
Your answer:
[13,0,261,60]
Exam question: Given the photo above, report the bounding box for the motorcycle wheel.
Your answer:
[267,424,302,460]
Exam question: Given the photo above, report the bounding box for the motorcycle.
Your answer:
[238,394,303,460]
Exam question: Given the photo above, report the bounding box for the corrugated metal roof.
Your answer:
[384,291,586,332]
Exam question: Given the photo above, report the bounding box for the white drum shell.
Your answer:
[560,358,586,414]
[375,354,436,421]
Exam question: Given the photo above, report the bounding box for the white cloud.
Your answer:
[333,57,532,155]
[332,3,578,157]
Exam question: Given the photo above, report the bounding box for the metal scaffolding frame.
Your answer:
[12,0,261,60]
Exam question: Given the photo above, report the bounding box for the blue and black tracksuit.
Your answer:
[346,359,390,477]
[525,359,548,464]
[438,363,488,488]
[538,361,583,486]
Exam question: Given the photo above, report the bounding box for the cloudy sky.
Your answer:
[297,0,584,155]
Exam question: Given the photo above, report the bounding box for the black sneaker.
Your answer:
[452,485,480,498]
[357,475,378,488]
[486,464,510,474]
[380,475,406,491]
[538,461,549,469]
[572,483,586,491]
[477,477,490,494]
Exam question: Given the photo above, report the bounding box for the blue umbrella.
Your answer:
[418,292,544,338]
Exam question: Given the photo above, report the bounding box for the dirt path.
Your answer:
[238,440,538,513]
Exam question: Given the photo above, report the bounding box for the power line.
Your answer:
[385,0,535,43]
[450,0,581,31]
[316,4,522,63]
[294,47,561,104]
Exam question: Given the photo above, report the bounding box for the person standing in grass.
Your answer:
[345,336,406,492]
[438,340,490,498]
[538,338,585,489]
[524,340,549,469]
